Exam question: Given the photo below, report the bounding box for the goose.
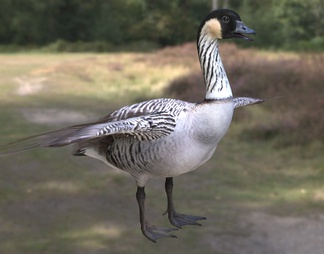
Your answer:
[0,9,263,242]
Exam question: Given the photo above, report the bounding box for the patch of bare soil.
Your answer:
[205,211,324,254]
[14,76,47,95]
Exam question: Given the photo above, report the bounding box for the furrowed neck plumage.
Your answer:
[197,34,233,100]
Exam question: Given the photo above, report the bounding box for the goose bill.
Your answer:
[232,21,256,41]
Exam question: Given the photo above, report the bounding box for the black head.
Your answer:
[197,9,256,41]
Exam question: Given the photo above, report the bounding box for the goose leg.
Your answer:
[136,186,178,243]
[164,177,206,228]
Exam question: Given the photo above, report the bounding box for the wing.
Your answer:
[0,98,192,157]
[0,124,88,157]
[92,112,176,141]
[99,98,189,122]
[0,112,176,157]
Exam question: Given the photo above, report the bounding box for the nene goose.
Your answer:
[0,9,263,242]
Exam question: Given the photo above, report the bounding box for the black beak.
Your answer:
[232,21,256,41]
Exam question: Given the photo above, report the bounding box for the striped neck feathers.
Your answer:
[197,34,233,100]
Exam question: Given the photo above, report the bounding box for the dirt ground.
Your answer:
[207,211,324,254]
[1,75,323,254]
[21,108,324,254]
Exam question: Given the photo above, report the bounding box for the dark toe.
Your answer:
[169,213,207,228]
[143,224,178,243]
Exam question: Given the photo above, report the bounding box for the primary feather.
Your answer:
[0,98,185,156]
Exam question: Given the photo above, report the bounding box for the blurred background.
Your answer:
[0,0,323,51]
[0,0,323,253]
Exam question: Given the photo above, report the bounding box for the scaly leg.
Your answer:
[136,186,178,242]
[164,177,206,228]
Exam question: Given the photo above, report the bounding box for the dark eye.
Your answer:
[222,16,230,23]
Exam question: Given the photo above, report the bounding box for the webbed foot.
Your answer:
[141,222,178,243]
[165,211,206,228]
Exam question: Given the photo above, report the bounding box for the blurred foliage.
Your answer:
[0,0,210,47]
[234,0,324,50]
[0,0,323,51]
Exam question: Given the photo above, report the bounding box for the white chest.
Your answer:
[155,100,234,176]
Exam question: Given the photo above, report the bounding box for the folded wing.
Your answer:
[0,112,176,157]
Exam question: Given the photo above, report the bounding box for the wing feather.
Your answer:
[0,98,190,157]
[0,124,88,156]
[0,113,176,157]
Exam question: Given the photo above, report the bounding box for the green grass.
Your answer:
[0,49,323,254]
